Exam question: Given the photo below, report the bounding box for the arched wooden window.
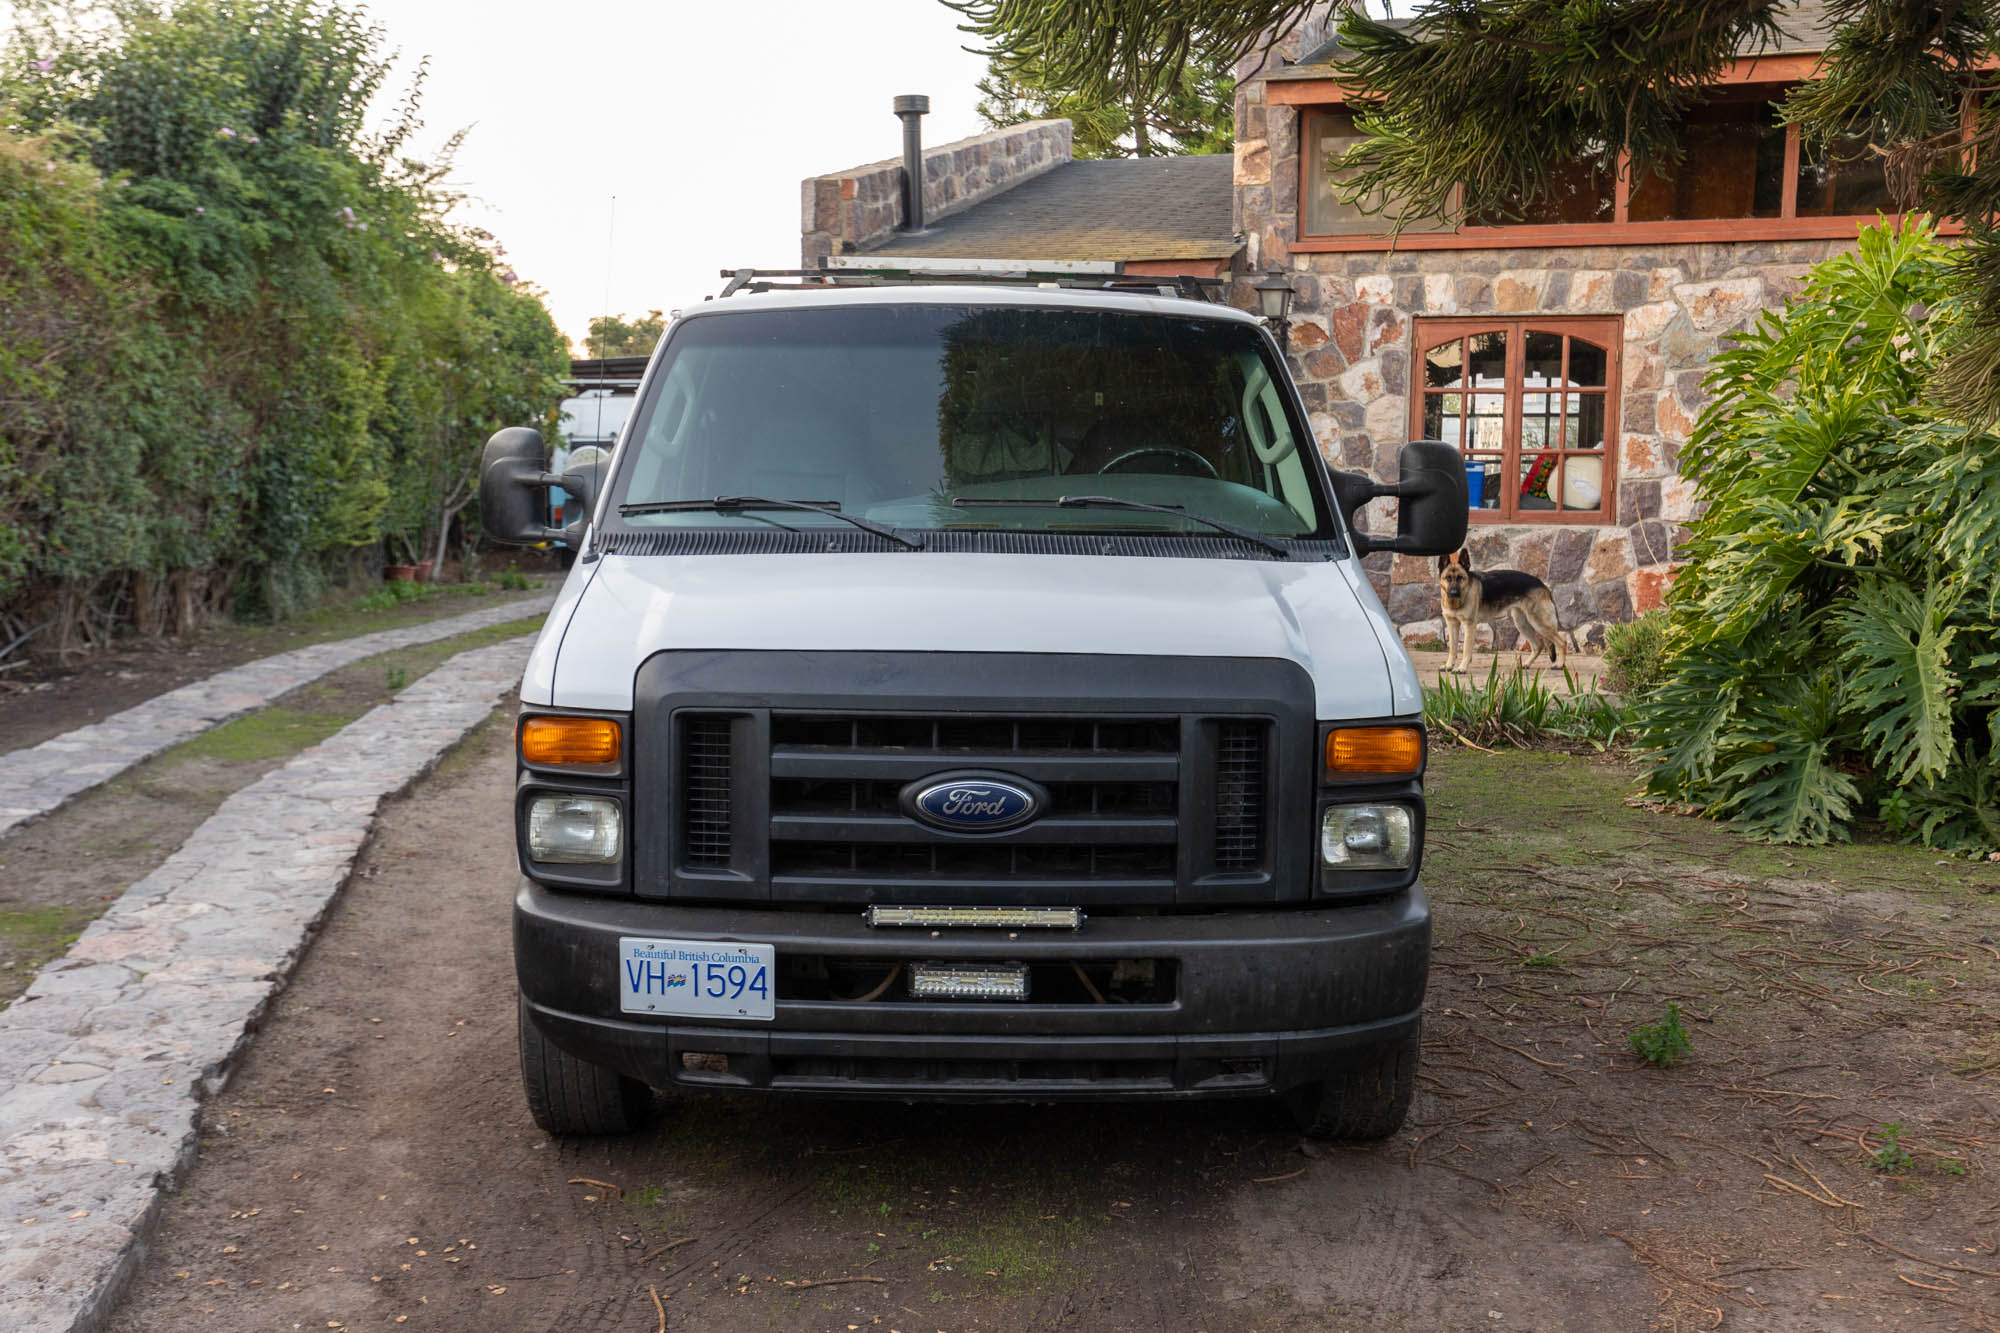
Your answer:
[1410,319,1621,524]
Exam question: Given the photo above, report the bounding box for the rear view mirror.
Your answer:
[1329,440,1469,559]
[480,428,550,546]
[479,428,604,548]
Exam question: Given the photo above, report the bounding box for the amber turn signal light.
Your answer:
[519,716,621,767]
[1325,725,1423,777]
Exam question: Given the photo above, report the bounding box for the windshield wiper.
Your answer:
[951,495,1294,558]
[618,496,922,549]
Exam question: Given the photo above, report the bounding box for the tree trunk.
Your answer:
[133,569,158,639]
[429,479,474,583]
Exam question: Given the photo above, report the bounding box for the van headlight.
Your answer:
[1320,803,1414,870]
[527,794,622,863]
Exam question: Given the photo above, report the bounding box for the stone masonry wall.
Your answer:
[802,120,1074,262]
[1228,19,1854,650]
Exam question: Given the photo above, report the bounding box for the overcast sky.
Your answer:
[0,2,992,344]
[360,0,993,348]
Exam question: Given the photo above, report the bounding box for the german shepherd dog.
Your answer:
[1437,550,1569,674]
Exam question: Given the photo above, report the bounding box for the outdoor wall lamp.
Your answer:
[1254,266,1294,347]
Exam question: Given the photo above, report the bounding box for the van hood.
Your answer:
[525,552,1418,719]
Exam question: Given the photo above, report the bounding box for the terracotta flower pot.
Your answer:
[385,564,417,582]
[414,559,435,580]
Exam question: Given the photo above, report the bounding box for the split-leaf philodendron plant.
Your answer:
[1638,219,2000,851]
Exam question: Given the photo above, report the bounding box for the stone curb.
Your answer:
[0,592,555,840]
[0,635,536,1333]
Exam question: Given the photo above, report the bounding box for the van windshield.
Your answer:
[606,303,1334,543]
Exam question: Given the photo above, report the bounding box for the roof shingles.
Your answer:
[865,155,1239,262]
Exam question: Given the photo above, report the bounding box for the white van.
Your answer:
[479,271,1467,1139]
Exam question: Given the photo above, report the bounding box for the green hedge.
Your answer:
[0,1,568,649]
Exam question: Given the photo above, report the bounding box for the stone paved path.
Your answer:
[0,592,554,840]
[0,635,535,1333]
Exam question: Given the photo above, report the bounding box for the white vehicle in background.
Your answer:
[549,358,643,539]
[557,388,633,454]
[479,265,1468,1142]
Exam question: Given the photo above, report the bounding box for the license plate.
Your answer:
[618,937,775,1021]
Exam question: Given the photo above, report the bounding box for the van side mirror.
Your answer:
[1329,440,1469,559]
[478,427,604,548]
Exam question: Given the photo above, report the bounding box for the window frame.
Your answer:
[1293,92,1959,250]
[1410,317,1623,527]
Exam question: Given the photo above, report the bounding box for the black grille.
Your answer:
[772,840,1177,881]
[637,653,1313,907]
[766,713,1179,887]
[771,715,1178,753]
[1214,722,1267,872]
[682,717,734,866]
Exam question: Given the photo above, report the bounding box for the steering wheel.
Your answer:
[1097,446,1219,479]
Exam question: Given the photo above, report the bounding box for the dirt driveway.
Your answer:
[107,725,2000,1332]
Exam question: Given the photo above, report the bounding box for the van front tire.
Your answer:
[1285,1024,1420,1141]
[517,993,657,1136]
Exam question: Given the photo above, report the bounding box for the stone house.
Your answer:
[804,3,1905,646]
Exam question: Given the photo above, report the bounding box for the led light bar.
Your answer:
[865,905,1083,930]
[908,962,1030,1001]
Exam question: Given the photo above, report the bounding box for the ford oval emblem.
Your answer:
[905,774,1044,833]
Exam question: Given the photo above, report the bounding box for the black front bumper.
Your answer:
[515,879,1429,1101]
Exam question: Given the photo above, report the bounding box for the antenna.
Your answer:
[594,194,616,441]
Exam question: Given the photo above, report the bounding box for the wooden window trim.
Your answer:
[1266,51,2000,106]
[1266,54,1835,106]
[1411,317,1622,527]
[1293,104,1966,250]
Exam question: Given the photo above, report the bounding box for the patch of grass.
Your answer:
[354,579,438,613]
[806,1120,1098,1295]
[1954,1047,2000,1080]
[178,706,349,763]
[1933,1156,1969,1176]
[1425,663,1632,752]
[0,904,93,1007]
[1522,952,1561,969]
[947,1197,1089,1289]
[1423,747,2000,893]
[0,904,89,955]
[1405,636,1447,652]
[140,569,538,682]
[640,1101,746,1180]
[1867,1123,1914,1174]
[163,617,536,769]
[491,568,535,591]
[284,569,512,626]
[1629,1003,1693,1068]
[427,712,509,784]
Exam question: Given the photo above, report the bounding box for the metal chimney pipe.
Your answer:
[893,94,930,232]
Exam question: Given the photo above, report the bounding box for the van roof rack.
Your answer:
[716,257,1227,304]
